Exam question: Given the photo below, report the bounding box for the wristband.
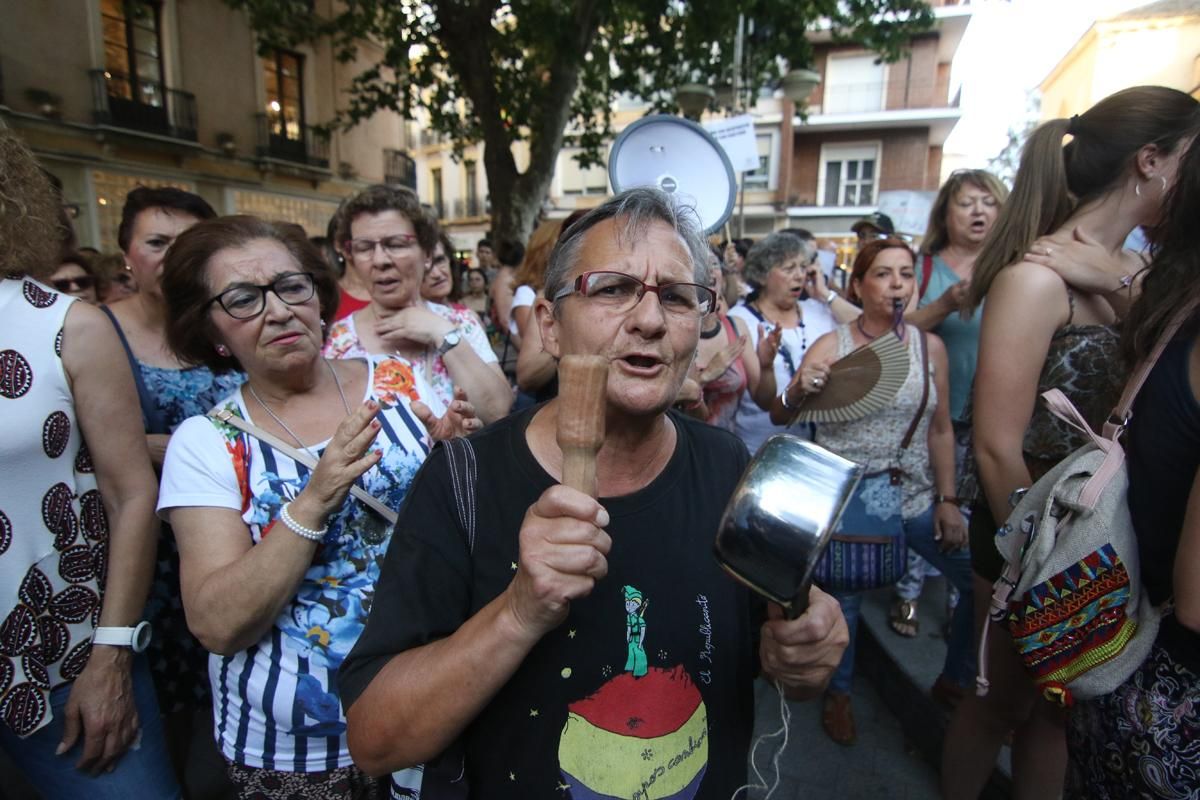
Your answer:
[935,494,962,506]
[279,502,327,542]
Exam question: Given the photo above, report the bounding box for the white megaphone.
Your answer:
[608,115,737,235]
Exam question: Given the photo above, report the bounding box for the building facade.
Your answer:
[1039,0,1200,121]
[0,0,416,252]
[778,0,970,240]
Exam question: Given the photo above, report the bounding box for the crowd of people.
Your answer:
[0,81,1197,800]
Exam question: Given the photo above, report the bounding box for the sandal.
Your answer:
[889,598,919,638]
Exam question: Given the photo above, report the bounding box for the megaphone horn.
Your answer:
[608,115,737,235]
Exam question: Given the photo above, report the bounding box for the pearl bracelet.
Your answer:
[279,502,327,542]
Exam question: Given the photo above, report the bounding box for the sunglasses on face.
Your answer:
[51,276,95,293]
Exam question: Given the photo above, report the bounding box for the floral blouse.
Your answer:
[322,301,497,410]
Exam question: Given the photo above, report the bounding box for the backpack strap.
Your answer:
[440,436,479,554]
[1103,303,1199,439]
[207,407,399,525]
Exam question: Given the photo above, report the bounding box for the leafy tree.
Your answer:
[229,0,934,243]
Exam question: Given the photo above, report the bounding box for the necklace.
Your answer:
[700,318,723,339]
[247,360,352,457]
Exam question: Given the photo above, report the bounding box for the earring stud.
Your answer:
[216,344,231,357]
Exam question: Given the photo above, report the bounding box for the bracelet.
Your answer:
[935,494,962,506]
[824,290,837,306]
[1118,274,1134,290]
[279,502,327,542]
[779,389,795,410]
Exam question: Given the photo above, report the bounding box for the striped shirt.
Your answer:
[159,356,438,775]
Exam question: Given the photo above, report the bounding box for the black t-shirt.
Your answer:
[341,407,758,799]
[1126,332,1200,670]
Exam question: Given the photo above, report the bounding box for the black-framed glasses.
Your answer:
[208,272,316,319]
[348,234,419,262]
[552,270,716,318]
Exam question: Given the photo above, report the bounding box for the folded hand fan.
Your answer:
[790,332,910,425]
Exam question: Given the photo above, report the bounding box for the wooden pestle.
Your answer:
[556,355,608,498]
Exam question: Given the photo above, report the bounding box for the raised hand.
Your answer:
[760,586,850,701]
[699,334,747,385]
[303,399,384,515]
[757,324,783,370]
[413,386,483,441]
[375,306,455,350]
[504,486,612,639]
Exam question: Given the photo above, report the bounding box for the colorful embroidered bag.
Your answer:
[812,332,928,593]
[976,308,1191,707]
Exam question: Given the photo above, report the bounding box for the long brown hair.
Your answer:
[1123,135,1200,364]
[966,86,1200,313]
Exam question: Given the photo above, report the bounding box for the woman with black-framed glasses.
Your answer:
[156,215,480,799]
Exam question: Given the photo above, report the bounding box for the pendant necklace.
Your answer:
[248,360,352,457]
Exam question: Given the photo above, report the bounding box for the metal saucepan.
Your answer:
[714,434,864,618]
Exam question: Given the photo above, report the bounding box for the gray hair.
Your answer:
[543,187,711,302]
[743,232,813,291]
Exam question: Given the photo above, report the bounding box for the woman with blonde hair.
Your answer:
[943,85,1199,800]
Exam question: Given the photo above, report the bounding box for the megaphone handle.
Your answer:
[556,355,608,498]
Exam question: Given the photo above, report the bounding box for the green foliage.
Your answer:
[226,0,933,237]
[230,0,930,156]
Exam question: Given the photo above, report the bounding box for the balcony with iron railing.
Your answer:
[384,148,417,189]
[89,69,197,141]
[255,113,329,169]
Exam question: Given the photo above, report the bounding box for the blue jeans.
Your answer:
[828,505,976,694]
[0,656,180,800]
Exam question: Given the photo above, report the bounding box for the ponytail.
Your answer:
[965,119,1073,312]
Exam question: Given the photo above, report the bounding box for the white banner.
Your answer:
[704,114,759,173]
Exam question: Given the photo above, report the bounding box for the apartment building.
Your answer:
[786,0,972,238]
[0,0,416,251]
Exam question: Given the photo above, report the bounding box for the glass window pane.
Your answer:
[824,162,841,206]
[862,160,875,180]
[847,161,858,180]
[263,59,279,99]
[861,184,874,205]
[132,25,159,59]
[136,56,161,85]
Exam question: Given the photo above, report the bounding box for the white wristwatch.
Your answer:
[93,622,152,653]
[435,329,463,357]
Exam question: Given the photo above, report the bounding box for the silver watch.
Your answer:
[93,622,152,653]
[435,329,463,357]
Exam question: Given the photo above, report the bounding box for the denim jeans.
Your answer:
[828,505,976,694]
[0,656,180,800]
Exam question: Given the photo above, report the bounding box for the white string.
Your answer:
[729,679,791,800]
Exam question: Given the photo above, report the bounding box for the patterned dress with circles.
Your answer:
[0,277,106,738]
